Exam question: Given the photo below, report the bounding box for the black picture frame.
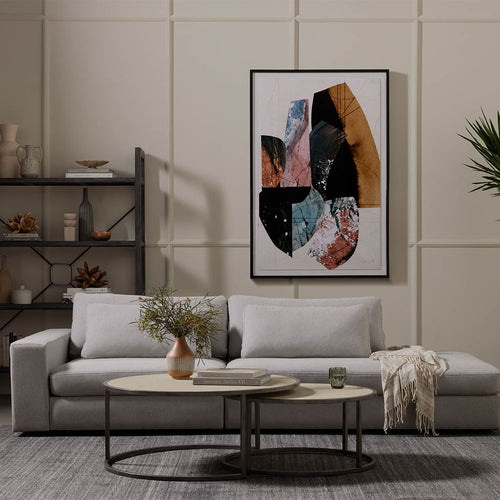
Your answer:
[250,69,389,278]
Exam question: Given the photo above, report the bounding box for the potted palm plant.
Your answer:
[459,110,500,204]
[137,285,221,379]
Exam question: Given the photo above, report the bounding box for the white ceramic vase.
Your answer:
[17,145,42,178]
[0,124,21,178]
[12,285,32,304]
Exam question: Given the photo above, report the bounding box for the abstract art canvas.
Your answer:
[251,70,389,277]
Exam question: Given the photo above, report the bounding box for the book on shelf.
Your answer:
[67,167,111,173]
[196,368,268,379]
[2,232,40,240]
[192,373,271,386]
[63,287,111,302]
[65,171,114,178]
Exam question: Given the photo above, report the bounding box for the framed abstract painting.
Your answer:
[250,69,389,278]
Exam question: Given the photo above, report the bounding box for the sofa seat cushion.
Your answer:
[226,352,499,396]
[50,357,227,397]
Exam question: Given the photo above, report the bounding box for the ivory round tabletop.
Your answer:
[250,383,376,403]
[104,373,299,397]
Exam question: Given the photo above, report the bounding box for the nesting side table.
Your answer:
[103,373,299,481]
[223,383,377,476]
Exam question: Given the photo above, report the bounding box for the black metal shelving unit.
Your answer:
[0,147,145,371]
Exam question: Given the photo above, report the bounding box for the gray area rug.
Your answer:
[0,426,499,500]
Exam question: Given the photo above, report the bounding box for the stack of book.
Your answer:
[62,287,111,303]
[2,232,40,240]
[192,368,270,386]
[65,167,114,178]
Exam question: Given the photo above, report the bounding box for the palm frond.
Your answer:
[460,109,500,199]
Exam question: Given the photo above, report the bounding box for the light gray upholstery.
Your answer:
[10,329,71,432]
[228,295,385,359]
[70,293,228,359]
[50,395,224,430]
[226,352,500,396]
[241,304,371,358]
[8,295,499,432]
[51,357,226,397]
[224,395,499,430]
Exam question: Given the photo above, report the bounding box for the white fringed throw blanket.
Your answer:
[370,346,448,436]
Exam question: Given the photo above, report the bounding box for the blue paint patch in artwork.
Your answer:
[291,186,324,251]
[284,100,307,148]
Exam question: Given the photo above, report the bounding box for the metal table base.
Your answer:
[104,389,253,481]
[221,400,376,476]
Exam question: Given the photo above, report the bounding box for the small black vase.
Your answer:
[78,188,94,241]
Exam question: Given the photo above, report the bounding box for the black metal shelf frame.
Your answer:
[0,147,145,333]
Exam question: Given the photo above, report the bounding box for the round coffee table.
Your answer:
[103,373,299,481]
[222,383,376,476]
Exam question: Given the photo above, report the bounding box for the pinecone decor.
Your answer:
[72,262,108,289]
[4,211,39,233]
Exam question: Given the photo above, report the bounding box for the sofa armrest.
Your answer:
[10,329,71,432]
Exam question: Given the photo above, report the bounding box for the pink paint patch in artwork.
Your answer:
[280,99,311,188]
[307,197,359,270]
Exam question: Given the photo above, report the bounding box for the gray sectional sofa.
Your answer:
[10,293,499,432]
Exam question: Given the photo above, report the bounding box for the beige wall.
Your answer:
[0,0,499,367]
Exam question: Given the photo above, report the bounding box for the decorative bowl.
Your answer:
[91,231,111,241]
[76,160,109,169]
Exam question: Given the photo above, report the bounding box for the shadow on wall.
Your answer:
[386,71,408,287]
[146,154,169,287]
[170,162,225,295]
[167,72,410,293]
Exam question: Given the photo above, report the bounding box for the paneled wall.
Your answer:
[0,0,499,367]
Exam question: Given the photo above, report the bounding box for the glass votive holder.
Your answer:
[329,367,347,389]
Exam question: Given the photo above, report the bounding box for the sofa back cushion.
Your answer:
[81,303,171,358]
[71,293,228,359]
[241,304,371,358]
[228,295,385,359]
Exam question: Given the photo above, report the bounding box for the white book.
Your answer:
[65,173,114,178]
[67,168,111,173]
[192,374,271,386]
[196,368,268,379]
[3,233,40,239]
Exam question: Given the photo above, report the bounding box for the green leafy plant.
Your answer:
[459,109,500,198]
[137,285,221,359]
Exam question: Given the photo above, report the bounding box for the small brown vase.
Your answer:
[166,337,195,379]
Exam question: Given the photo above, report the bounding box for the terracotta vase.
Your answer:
[166,337,195,379]
[0,124,20,178]
[0,255,12,303]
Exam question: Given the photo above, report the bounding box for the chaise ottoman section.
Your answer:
[224,353,499,430]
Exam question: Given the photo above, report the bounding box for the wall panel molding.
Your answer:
[415,240,500,248]
[0,0,42,16]
[0,0,497,363]
[170,240,250,248]
[421,0,500,20]
[299,0,416,19]
[45,0,167,20]
[172,0,294,19]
